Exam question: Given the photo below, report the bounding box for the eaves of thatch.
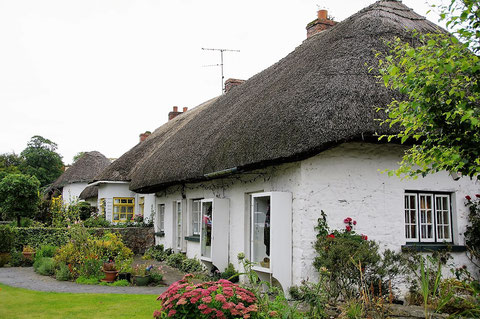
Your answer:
[126,0,441,193]
[79,185,98,200]
[51,151,111,189]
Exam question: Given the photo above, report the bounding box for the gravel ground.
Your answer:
[0,267,167,295]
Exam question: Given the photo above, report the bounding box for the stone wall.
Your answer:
[91,227,155,254]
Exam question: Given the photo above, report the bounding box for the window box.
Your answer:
[401,243,466,253]
[185,235,200,242]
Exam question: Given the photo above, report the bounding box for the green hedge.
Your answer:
[13,227,154,254]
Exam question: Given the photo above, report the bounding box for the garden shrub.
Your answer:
[35,244,57,258]
[9,250,25,267]
[54,226,133,278]
[99,279,130,287]
[76,276,102,285]
[0,225,16,253]
[166,252,186,269]
[34,257,55,276]
[211,263,240,283]
[181,257,204,273]
[288,281,328,318]
[313,211,404,301]
[55,263,71,281]
[14,227,71,250]
[154,275,258,318]
[143,245,167,261]
[83,216,111,228]
[78,257,104,279]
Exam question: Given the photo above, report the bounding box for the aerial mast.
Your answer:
[202,47,240,94]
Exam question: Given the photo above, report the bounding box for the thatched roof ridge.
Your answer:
[92,97,219,183]
[79,185,98,200]
[128,0,442,193]
[51,151,110,189]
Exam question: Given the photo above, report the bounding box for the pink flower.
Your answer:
[201,308,214,315]
[201,296,212,303]
[167,309,176,317]
[153,310,162,318]
[346,225,352,232]
[466,195,472,200]
[176,298,187,305]
[215,294,227,303]
[269,311,279,317]
[198,304,208,310]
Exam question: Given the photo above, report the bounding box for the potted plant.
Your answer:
[132,264,153,286]
[102,262,118,283]
[22,245,35,261]
[117,259,133,282]
[0,225,16,267]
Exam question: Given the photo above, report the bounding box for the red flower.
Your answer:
[466,195,472,200]
[327,233,335,239]
[353,220,357,225]
[361,234,368,240]
[476,194,480,198]
[346,225,352,232]
[344,217,352,224]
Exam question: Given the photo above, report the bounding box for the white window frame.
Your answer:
[157,203,165,232]
[175,200,183,251]
[404,192,453,243]
[191,199,202,236]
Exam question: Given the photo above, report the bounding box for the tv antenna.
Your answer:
[202,47,240,94]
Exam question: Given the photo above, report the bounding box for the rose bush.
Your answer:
[154,275,258,318]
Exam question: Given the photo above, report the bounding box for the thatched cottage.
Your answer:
[50,151,111,205]
[94,1,479,293]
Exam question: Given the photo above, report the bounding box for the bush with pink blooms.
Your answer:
[313,211,404,301]
[154,274,259,319]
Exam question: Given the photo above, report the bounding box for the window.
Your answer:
[113,197,135,222]
[192,199,202,235]
[176,201,183,251]
[157,203,165,232]
[251,194,271,268]
[99,198,106,218]
[139,197,145,216]
[404,192,452,243]
[201,200,213,259]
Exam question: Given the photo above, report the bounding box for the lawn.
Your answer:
[0,283,159,318]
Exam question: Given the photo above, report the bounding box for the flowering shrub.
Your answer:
[313,211,403,301]
[154,275,258,318]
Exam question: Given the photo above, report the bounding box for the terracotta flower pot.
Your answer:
[22,251,35,261]
[103,270,118,283]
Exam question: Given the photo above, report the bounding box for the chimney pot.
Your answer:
[317,9,328,20]
[183,107,188,112]
[224,78,246,93]
[173,106,178,112]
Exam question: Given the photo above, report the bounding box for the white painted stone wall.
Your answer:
[62,182,88,204]
[153,142,480,292]
[96,183,155,223]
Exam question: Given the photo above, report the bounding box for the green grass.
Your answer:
[0,283,159,318]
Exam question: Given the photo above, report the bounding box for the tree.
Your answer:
[0,153,24,181]
[377,0,480,179]
[20,136,64,187]
[0,174,40,226]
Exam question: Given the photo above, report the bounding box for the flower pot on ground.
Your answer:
[102,262,118,283]
[22,246,35,261]
[132,263,153,286]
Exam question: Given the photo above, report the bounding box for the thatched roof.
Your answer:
[51,151,111,189]
[125,1,441,193]
[79,185,98,200]
[92,97,219,183]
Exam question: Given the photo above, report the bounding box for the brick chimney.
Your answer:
[168,106,184,121]
[225,78,246,93]
[306,9,336,38]
[139,131,151,142]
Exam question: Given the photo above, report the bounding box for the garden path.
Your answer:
[0,267,167,294]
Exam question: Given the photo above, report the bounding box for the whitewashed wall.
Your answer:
[153,142,480,292]
[96,183,155,223]
[62,182,88,204]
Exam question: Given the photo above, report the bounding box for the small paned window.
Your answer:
[157,203,165,232]
[113,197,135,222]
[192,199,202,235]
[404,192,452,243]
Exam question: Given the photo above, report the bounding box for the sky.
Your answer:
[0,0,444,164]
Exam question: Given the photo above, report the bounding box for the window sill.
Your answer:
[185,235,200,242]
[154,231,165,237]
[401,243,466,253]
